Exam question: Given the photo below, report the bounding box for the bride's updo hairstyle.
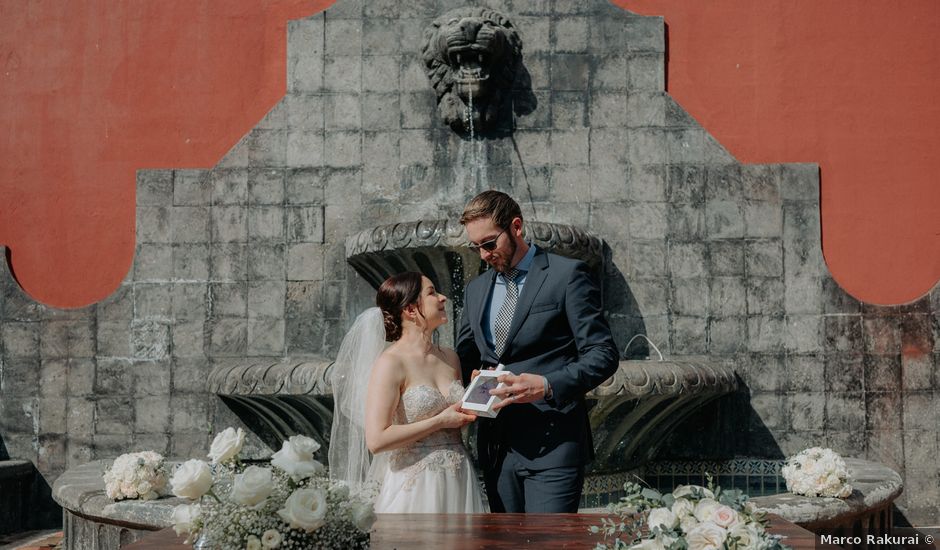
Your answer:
[376,271,424,342]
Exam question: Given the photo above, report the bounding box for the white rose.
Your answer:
[208,427,245,464]
[350,501,376,532]
[277,488,328,532]
[692,498,720,522]
[105,482,121,499]
[271,436,325,481]
[246,535,262,550]
[171,503,201,536]
[120,480,136,497]
[686,521,727,550]
[729,523,762,550]
[283,434,320,455]
[680,514,700,533]
[136,480,152,495]
[647,507,679,531]
[711,504,741,529]
[231,466,274,506]
[141,450,162,462]
[261,529,282,549]
[672,497,694,519]
[170,459,213,499]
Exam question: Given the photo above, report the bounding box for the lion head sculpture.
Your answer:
[421,7,523,134]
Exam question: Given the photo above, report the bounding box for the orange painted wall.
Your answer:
[1,1,938,307]
[617,0,940,304]
[0,0,328,308]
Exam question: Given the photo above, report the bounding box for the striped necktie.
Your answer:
[493,268,520,356]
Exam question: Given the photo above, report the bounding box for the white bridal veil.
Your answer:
[328,307,389,495]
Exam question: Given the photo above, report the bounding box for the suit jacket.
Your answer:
[456,246,619,470]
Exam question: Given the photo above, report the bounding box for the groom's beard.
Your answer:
[490,237,517,273]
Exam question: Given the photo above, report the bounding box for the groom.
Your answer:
[456,191,619,513]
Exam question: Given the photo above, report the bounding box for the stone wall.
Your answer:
[1,0,937,524]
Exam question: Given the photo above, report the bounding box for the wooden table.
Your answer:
[125,513,817,549]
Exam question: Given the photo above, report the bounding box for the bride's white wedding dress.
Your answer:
[373,380,488,513]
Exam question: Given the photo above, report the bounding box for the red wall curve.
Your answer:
[618,0,940,304]
[0,0,329,307]
[1,1,937,307]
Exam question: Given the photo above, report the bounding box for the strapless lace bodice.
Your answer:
[399,380,464,422]
[387,379,467,482]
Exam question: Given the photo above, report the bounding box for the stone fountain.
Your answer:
[200,5,740,474]
[207,218,739,489]
[41,2,918,548]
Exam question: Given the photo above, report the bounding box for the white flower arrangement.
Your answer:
[593,479,791,550]
[781,447,853,498]
[103,451,168,501]
[170,429,372,549]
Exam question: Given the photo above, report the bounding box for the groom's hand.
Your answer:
[490,373,547,410]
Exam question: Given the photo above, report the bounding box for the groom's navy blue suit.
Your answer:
[456,245,618,512]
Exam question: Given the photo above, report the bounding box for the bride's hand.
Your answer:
[436,402,477,429]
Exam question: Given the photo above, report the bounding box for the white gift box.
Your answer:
[460,367,510,418]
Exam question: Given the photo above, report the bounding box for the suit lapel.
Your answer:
[499,247,549,361]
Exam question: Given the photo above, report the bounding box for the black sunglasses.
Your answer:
[468,229,506,252]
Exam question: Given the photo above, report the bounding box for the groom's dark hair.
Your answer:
[460,190,522,230]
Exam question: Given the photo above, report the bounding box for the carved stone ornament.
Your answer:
[421,7,523,134]
[344,219,605,299]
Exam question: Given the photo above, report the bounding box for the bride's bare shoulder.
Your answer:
[371,347,407,378]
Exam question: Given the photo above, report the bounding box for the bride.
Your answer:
[329,271,488,513]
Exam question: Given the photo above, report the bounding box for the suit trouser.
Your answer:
[485,451,585,513]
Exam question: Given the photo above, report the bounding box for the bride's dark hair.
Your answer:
[376,271,424,342]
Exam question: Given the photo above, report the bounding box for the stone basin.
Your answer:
[207,355,739,474]
[751,458,902,533]
[51,460,186,550]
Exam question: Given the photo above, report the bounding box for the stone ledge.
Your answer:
[52,460,184,530]
[752,458,902,529]
[593,357,738,399]
[205,356,737,399]
[206,356,332,396]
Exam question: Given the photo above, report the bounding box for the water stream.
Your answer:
[453,83,488,193]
